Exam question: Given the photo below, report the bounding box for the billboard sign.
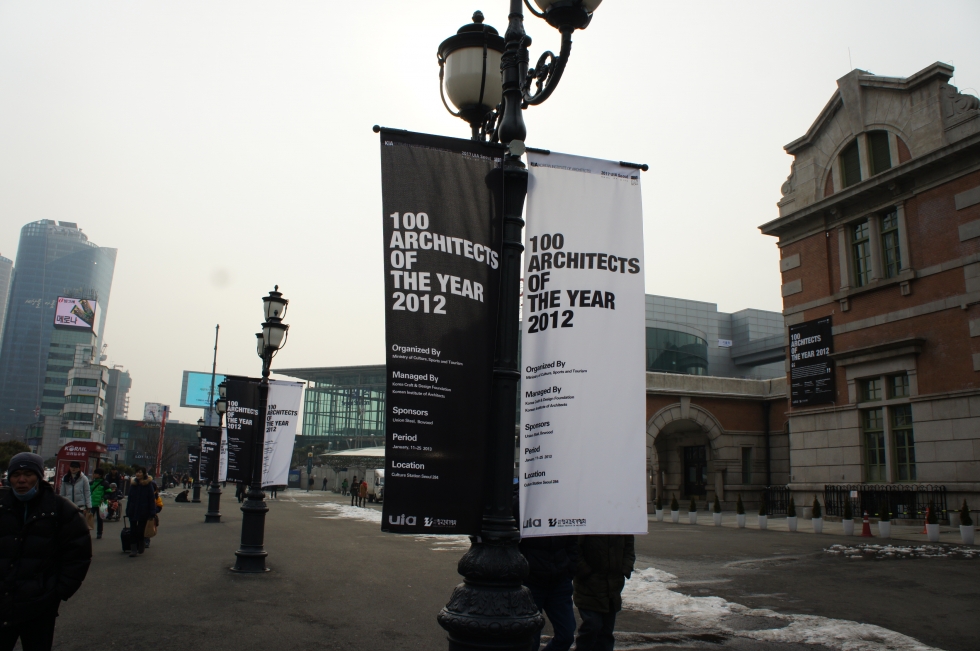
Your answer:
[180,371,227,409]
[789,316,835,406]
[143,402,169,423]
[54,297,100,331]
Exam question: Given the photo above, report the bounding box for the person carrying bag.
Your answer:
[59,461,92,530]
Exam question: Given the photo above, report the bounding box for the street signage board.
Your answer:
[789,316,835,407]
[519,151,648,537]
[224,378,260,483]
[377,128,503,535]
[261,380,303,487]
[199,426,221,483]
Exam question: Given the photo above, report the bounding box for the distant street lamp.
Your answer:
[207,386,226,523]
[435,2,602,649]
[231,286,289,573]
[193,418,204,503]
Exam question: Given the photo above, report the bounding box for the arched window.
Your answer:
[867,130,892,176]
[840,139,861,188]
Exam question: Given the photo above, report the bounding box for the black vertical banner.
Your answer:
[188,445,201,482]
[789,316,835,406]
[199,426,221,483]
[225,378,260,483]
[379,128,504,535]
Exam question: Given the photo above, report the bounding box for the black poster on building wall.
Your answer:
[789,316,835,406]
[199,426,221,483]
[378,128,503,535]
[225,378,260,483]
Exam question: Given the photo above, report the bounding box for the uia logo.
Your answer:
[388,514,417,526]
[523,518,542,529]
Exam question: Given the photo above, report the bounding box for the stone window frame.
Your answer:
[836,202,912,293]
[831,339,923,484]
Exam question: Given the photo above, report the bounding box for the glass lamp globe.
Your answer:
[262,321,289,350]
[263,286,288,320]
[438,12,505,125]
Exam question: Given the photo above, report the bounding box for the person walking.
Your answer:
[89,468,108,540]
[0,452,92,650]
[341,478,348,496]
[125,467,156,557]
[236,481,246,504]
[321,477,328,491]
[307,472,314,492]
[59,461,91,518]
[573,535,635,651]
[358,479,367,507]
[350,476,358,506]
[514,487,578,651]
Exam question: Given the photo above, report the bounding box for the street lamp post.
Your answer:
[231,286,289,573]
[435,2,601,649]
[206,387,227,523]
[193,418,204,503]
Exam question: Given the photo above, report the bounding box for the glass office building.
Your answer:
[0,221,116,436]
[276,365,386,449]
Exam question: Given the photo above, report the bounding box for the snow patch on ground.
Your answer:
[825,543,979,560]
[310,502,382,523]
[623,567,939,651]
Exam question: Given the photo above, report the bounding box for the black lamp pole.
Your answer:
[232,286,289,573]
[436,2,597,649]
[206,400,224,523]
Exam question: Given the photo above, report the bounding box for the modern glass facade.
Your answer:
[0,221,116,436]
[646,327,709,375]
[277,365,386,449]
[0,255,12,343]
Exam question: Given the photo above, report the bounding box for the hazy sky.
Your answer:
[1,1,978,424]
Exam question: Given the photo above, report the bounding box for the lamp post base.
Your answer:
[205,482,222,523]
[231,489,269,573]
[192,481,202,503]
[438,532,542,650]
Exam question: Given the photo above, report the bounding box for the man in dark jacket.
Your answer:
[573,535,635,651]
[0,452,92,651]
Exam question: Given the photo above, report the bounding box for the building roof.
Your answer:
[275,364,385,382]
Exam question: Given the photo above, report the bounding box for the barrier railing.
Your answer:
[764,485,791,516]
[824,484,948,521]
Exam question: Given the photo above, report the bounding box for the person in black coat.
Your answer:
[515,489,579,651]
[125,467,156,557]
[0,452,92,651]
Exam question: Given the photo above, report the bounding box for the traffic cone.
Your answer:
[920,506,931,534]
[861,511,873,537]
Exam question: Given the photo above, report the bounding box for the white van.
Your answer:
[368,468,384,503]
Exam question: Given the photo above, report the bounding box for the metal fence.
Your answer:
[764,485,791,516]
[824,484,948,521]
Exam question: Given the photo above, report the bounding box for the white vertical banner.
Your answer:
[261,380,304,487]
[520,152,648,537]
[218,427,228,483]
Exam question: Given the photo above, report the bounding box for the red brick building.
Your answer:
[760,62,980,516]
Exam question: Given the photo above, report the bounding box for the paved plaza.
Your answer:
[51,489,978,651]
